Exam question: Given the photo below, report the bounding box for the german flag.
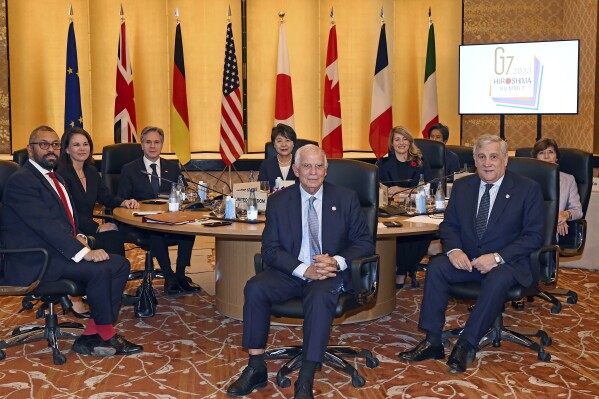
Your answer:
[171,22,190,165]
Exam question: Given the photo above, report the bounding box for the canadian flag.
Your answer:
[322,23,343,158]
[274,22,295,128]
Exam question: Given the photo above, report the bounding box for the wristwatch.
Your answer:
[493,252,501,265]
[335,261,342,272]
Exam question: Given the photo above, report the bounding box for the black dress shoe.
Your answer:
[177,276,201,293]
[294,379,314,399]
[72,334,116,357]
[447,342,476,373]
[226,366,268,397]
[164,277,184,296]
[398,339,445,362]
[104,334,144,355]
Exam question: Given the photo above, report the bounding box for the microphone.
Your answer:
[181,165,233,194]
[140,170,179,187]
[380,178,414,186]
[393,171,458,198]
[182,176,228,197]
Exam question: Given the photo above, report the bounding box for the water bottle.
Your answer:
[224,196,235,219]
[247,188,258,221]
[168,183,180,212]
[416,174,426,214]
[177,175,186,201]
[274,177,283,191]
[198,180,207,201]
[435,181,445,211]
[249,170,255,182]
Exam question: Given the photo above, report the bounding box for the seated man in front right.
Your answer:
[399,134,545,373]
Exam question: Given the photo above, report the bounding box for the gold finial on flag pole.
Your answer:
[380,7,384,24]
[175,6,180,24]
[68,4,73,21]
[428,6,432,26]
[278,11,285,23]
[120,4,125,22]
[227,5,232,22]
[330,7,334,24]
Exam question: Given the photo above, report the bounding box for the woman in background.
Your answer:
[377,126,434,289]
[57,127,139,256]
[532,138,582,236]
[258,123,298,189]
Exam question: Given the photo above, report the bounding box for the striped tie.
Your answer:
[308,196,321,260]
[475,183,493,239]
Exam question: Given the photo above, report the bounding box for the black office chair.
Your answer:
[264,138,319,159]
[257,159,380,388]
[414,139,446,189]
[101,143,164,316]
[442,158,557,361]
[12,148,29,166]
[514,147,591,312]
[0,160,85,365]
[446,145,476,171]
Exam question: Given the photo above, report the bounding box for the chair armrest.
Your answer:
[559,219,586,257]
[0,248,49,296]
[530,244,559,286]
[349,255,379,306]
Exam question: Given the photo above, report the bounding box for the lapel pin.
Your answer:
[332,206,337,211]
[506,194,510,199]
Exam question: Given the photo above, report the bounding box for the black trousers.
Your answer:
[149,232,195,276]
[58,254,130,325]
[242,268,343,363]
[395,235,433,276]
[418,255,518,347]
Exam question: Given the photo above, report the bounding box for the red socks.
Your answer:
[83,319,116,341]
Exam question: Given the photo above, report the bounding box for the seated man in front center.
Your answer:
[227,144,374,399]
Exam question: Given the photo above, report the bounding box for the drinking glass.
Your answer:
[405,196,416,215]
[236,199,248,220]
[212,200,225,218]
[259,180,270,194]
[426,195,436,213]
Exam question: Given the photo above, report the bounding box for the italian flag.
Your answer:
[421,14,438,138]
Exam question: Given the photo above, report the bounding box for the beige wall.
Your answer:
[462,0,597,152]
[5,0,462,156]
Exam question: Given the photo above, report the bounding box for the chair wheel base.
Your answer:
[352,374,365,387]
[538,351,551,361]
[53,351,67,365]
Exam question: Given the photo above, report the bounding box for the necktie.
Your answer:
[150,163,160,196]
[475,183,493,239]
[48,171,77,237]
[308,196,321,260]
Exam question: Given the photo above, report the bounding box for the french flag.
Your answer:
[369,22,392,160]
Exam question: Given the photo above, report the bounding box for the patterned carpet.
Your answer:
[0,250,598,398]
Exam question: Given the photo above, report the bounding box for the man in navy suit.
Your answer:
[1,126,142,356]
[118,126,198,295]
[227,145,374,399]
[399,134,544,373]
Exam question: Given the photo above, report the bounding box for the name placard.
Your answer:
[233,182,268,211]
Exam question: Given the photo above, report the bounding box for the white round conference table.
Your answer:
[113,204,439,324]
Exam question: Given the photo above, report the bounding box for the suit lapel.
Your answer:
[465,176,481,236]
[25,162,73,226]
[486,171,514,231]
[321,183,335,253]
[289,185,303,255]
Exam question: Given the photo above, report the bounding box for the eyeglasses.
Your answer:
[29,142,61,150]
[299,163,326,171]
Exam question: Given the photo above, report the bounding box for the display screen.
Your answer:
[459,40,579,115]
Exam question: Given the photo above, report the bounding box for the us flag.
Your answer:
[219,21,244,166]
[114,19,137,143]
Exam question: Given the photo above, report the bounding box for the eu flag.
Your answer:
[65,21,83,131]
